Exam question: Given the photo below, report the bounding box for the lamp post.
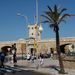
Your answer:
[39,16,43,32]
[17,13,28,59]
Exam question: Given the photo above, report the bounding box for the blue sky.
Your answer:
[0,0,75,41]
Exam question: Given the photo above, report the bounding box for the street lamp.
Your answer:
[17,13,28,26]
[17,13,29,39]
[17,13,28,59]
[39,16,43,33]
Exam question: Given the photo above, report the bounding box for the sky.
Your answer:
[0,0,75,41]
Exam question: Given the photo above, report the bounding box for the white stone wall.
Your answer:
[0,37,75,54]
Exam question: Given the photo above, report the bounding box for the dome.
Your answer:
[17,38,25,43]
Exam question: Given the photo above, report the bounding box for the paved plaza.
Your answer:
[4,58,75,75]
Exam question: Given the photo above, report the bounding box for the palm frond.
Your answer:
[47,5,53,13]
[50,24,54,28]
[44,11,55,22]
[59,8,67,16]
[41,14,52,23]
[58,20,66,25]
[58,14,70,24]
[54,5,57,13]
[42,20,50,23]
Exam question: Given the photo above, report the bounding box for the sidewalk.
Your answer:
[5,59,75,75]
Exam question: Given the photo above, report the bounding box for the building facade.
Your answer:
[0,37,75,55]
[0,24,75,55]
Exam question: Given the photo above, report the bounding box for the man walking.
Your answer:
[0,52,5,67]
[11,43,17,66]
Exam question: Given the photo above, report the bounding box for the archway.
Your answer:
[1,46,12,55]
[60,43,71,53]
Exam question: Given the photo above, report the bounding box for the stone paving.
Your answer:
[5,58,75,75]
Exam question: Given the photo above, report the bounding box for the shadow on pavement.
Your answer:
[14,65,36,69]
[43,65,60,72]
[0,70,53,75]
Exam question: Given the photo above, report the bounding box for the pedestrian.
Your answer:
[31,55,35,63]
[36,55,44,69]
[0,52,5,67]
[27,53,31,61]
[11,43,17,66]
[50,48,54,58]
[36,53,44,68]
[39,56,44,67]
[13,52,17,66]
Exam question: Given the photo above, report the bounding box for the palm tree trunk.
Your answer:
[55,27,65,74]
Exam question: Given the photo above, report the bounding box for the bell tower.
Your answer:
[28,23,43,40]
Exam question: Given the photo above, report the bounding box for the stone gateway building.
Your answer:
[0,24,75,56]
[0,37,75,56]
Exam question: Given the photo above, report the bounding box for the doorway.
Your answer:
[30,48,34,55]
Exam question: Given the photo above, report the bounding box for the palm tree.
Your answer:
[41,5,70,74]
